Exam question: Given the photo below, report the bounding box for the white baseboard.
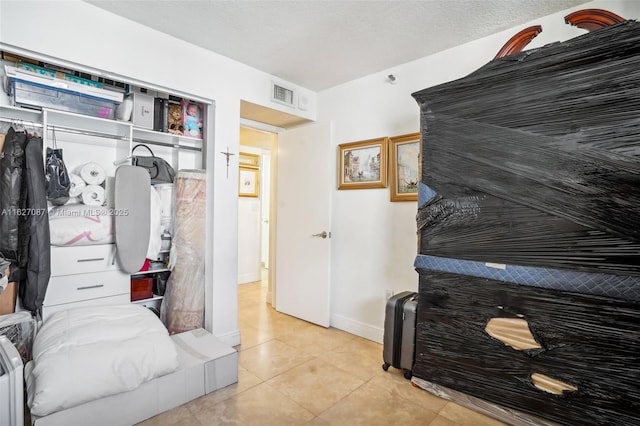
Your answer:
[214,329,241,347]
[237,272,261,284]
[330,313,383,344]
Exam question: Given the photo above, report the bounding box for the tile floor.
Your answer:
[139,280,507,426]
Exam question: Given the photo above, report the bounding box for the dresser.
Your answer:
[42,244,130,321]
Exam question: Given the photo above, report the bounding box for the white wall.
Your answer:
[320,0,640,342]
[0,0,316,346]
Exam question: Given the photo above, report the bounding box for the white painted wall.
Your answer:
[320,0,640,342]
[0,0,316,346]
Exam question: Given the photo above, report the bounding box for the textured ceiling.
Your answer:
[85,0,589,91]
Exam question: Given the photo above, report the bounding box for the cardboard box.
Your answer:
[0,283,17,316]
[171,328,238,394]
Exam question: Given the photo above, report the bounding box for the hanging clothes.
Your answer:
[0,127,50,312]
[19,133,50,312]
[0,127,26,264]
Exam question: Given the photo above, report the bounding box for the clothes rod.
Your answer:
[46,125,128,141]
[0,116,43,128]
[132,137,202,152]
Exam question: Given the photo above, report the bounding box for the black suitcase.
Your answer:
[382,291,418,379]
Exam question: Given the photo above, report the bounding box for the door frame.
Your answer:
[239,118,283,306]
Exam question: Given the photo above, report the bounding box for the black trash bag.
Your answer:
[45,128,70,206]
[131,144,175,184]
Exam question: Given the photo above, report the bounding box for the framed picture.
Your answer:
[239,152,260,168]
[239,166,259,197]
[389,133,420,202]
[338,137,388,189]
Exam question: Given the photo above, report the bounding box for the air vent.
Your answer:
[271,82,295,107]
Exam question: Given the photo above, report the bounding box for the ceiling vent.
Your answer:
[271,82,295,107]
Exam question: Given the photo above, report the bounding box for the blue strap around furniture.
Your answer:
[414,254,640,301]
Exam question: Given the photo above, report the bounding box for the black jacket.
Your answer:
[0,127,50,312]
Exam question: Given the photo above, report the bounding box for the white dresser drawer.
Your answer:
[41,294,131,322]
[50,244,120,276]
[44,270,129,306]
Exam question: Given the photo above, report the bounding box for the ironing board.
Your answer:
[114,165,150,273]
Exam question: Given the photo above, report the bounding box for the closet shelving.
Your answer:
[0,54,209,319]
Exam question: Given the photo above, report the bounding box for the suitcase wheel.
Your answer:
[382,362,390,371]
[403,370,412,380]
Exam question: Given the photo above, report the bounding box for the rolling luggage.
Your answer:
[382,291,418,379]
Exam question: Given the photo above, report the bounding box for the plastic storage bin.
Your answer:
[4,64,123,119]
[11,80,118,119]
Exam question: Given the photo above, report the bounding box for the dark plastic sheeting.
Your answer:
[413,269,640,426]
[412,21,640,277]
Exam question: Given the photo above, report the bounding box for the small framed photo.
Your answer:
[239,166,259,197]
[338,137,388,189]
[239,152,260,168]
[389,133,420,202]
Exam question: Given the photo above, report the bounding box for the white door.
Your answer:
[275,121,332,327]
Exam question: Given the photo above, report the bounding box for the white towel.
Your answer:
[68,174,86,198]
[79,162,106,186]
[81,185,106,206]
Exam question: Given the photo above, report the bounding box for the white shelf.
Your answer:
[132,294,164,304]
[132,268,171,276]
[132,127,202,152]
[0,104,42,129]
[45,108,131,140]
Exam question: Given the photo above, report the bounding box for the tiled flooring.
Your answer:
[140,280,506,425]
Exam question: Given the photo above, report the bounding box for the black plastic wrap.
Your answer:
[412,21,640,275]
[417,193,640,275]
[413,269,640,425]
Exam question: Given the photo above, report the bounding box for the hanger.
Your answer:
[14,119,25,133]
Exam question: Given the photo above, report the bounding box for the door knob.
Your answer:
[312,231,329,239]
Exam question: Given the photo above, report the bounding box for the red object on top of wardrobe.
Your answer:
[565,8,625,31]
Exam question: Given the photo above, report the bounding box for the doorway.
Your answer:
[238,100,316,313]
[237,126,276,291]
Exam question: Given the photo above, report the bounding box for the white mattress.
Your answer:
[25,304,178,417]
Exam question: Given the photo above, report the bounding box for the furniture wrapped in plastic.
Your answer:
[161,170,206,334]
[411,19,640,425]
[413,20,640,275]
[413,270,640,425]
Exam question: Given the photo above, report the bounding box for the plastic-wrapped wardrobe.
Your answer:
[161,170,205,334]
